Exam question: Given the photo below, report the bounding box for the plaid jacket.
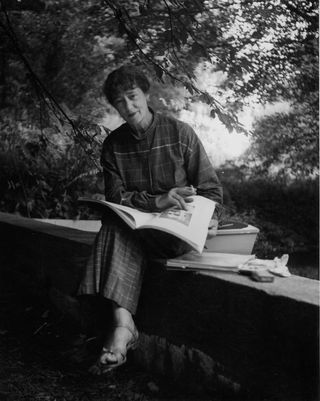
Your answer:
[101,111,223,212]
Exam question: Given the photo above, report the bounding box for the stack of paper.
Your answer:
[166,251,255,272]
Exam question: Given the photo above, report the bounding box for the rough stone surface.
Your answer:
[132,333,241,397]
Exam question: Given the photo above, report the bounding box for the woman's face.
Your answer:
[113,87,150,130]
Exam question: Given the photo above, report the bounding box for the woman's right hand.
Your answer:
[155,186,196,211]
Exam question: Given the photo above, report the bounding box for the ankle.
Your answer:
[112,303,134,327]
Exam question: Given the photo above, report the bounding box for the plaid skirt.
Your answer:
[78,210,191,314]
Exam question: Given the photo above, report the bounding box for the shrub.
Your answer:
[218,165,319,258]
[0,115,105,218]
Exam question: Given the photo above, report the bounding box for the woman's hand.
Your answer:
[155,186,196,211]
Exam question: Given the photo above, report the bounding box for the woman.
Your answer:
[78,65,223,374]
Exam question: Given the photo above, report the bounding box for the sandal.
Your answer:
[89,324,139,375]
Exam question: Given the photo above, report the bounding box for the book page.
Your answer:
[79,196,215,253]
[140,196,215,253]
[78,198,154,229]
[166,252,255,269]
[103,201,156,228]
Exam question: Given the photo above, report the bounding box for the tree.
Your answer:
[0,0,318,217]
[1,0,317,128]
[245,93,319,179]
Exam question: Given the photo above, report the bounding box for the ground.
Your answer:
[0,274,217,401]
[1,254,317,401]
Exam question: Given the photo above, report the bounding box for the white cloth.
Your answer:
[239,254,291,277]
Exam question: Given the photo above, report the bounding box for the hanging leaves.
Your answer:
[0,0,318,140]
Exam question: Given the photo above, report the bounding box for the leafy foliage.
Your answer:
[1,0,318,129]
[216,1,318,102]
[219,163,319,257]
[0,112,105,217]
[248,101,319,179]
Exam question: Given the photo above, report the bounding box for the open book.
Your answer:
[78,195,216,253]
[166,251,255,272]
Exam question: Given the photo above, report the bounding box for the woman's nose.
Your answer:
[123,97,134,112]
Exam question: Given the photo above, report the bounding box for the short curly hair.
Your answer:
[103,66,150,106]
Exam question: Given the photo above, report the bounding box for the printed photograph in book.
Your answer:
[159,204,194,226]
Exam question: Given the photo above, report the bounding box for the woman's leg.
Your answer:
[78,214,192,313]
[78,211,146,315]
[79,213,192,373]
[139,228,193,259]
[78,212,144,372]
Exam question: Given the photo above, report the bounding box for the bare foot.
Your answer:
[89,303,139,374]
[89,325,139,374]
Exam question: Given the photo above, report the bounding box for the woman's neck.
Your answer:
[130,109,153,135]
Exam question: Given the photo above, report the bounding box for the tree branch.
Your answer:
[0,0,102,168]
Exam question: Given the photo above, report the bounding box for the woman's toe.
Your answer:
[100,349,118,365]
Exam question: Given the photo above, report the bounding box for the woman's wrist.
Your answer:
[154,194,167,211]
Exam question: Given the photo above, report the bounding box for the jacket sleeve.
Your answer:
[184,127,223,216]
[101,140,158,212]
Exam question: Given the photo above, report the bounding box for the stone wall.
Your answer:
[0,212,318,400]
